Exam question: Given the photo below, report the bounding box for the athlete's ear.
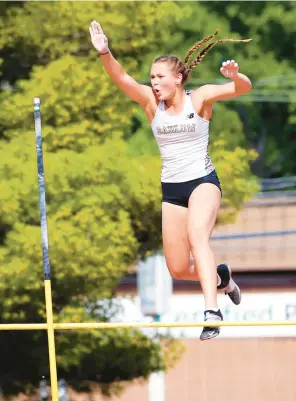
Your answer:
[175,73,183,85]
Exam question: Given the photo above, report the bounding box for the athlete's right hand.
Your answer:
[89,20,109,54]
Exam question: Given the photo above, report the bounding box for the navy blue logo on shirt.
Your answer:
[187,113,194,119]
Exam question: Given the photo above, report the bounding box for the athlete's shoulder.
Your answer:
[185,87,205,107]
[186,87,213,121]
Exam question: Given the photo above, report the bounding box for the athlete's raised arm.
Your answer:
[89,20,153,107]
[197,59,252,104]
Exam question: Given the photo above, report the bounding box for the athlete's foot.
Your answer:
[217,263,241,305]
[200,309,223,341]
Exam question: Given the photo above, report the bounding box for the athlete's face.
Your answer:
[150,62,182,100]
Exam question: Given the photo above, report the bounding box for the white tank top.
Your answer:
[151,90,215,183]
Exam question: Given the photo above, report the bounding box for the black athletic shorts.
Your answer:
[161,170,222,208]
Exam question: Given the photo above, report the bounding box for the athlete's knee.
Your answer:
[166,261,189,280]
[168,269,186,280]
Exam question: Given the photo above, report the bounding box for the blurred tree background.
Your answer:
[0,0,294,398]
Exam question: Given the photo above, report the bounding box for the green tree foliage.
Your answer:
[201,1,296,177]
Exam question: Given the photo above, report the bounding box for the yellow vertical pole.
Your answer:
[44,280,59,401]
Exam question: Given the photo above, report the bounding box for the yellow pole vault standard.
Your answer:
[33,97,59,401]
[45,280,59,401]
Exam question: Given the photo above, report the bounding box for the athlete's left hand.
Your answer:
[220,60,239,79]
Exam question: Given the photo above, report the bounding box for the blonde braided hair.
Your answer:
[183,29,220,64]
[153,29,252,84]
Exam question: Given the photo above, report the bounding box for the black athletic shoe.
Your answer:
[217,263,241,305]
[200,309,223,341]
